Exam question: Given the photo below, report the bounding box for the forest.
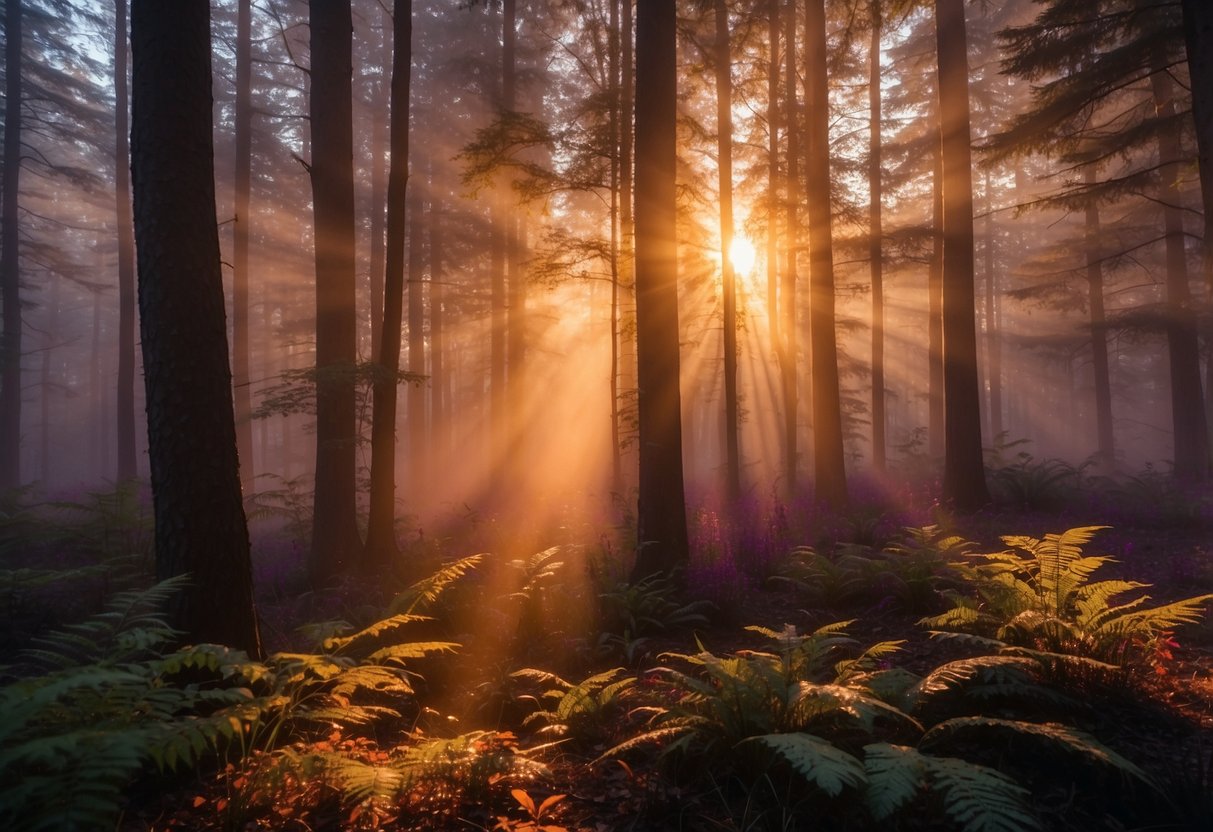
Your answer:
[3,0,1213,828]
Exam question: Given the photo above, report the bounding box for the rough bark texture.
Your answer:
[935,0,990,508]
[0,0,22,491]
[365,0,412,569]
[130,0,261,656]
[868,0,885,473]
[309,0,362,580]
[631,0,688,579]
[715,0,740,502]
[1151,64,1210,481]
[232,0,254,493]
[115,0,138,483]
[805,0,847,508]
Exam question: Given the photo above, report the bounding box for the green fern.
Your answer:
[519,666,635,743]
[922,526,1213,669]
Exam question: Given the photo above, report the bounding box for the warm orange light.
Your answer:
[728,235,757,275]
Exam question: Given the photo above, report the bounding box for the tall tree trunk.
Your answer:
[310,0,363,579]
[927,143,944,458]
[0,0,22,491]
[39,276,58,483]
[232,0,255,493]
[1180,0,1213,452]
[631,0,688,579]
[715,0,741,502]
[130,0,260,656]
[406,159,426,502]
[619,0,636,488]
[90,289,103,478]
[804,0,847,508]
[115,0,138,483]
[364,0,411,569]
[1081,166,1114,466]
[935,0,990,508]
[780,0,799,496]
[429,190,446,460]
[368,9,389,352]
[982,170,1001,441]
[767,0,780,357]
[868,0,885,473]
[1151,63,1210,481]
[608,0,623,495]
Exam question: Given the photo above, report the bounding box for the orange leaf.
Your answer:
[512,788,537,817]
[536,794,566,817]
[191,796,206,808]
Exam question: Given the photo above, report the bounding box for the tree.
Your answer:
[231,0,255,493]
[804,0,847,508]
[309,0,362,580]
[631,0,688,579]
[365,0,412,569]
[868,0,885,473]
[130,0,260,655]
[0,0,22,492]
[780,0,799,496]
[714,0,740,501]
[935,0,990,508]
[114,0,137,483]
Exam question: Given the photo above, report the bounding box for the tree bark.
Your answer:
[1082,165,1114,466]
[1151,63,1210,481]
[767,0,780,358]
[631,0,688,579]
[364,0,412,569]
[780,0,799,497]
[805,0,847,508]
[927,142,943,459]
[368,9,389,352]
[715,0,741,502]
[115,0,138,483]
[429,189,446,460]
[406,157,426,502]
[232,0,255,493]
[935,0,990,508]
[309,0,363,579]
[868,0,885,473]
[0,0,22,491]
[130,0,261,656]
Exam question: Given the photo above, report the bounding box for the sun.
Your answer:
[728,235,757,274]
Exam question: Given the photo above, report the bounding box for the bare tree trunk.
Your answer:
[1081,166,1114,466]
[368,9,389,352]
[130,0,260,656]
[804,0,846,507]
[868,0,885,473]
[982,170,1001,441]
[232,0,255,493]
[927,143,943,459]
[364,0,412,569]
[1152,63,1210,481]
[429,189,446,461]
[115,0,138,483]
[935,0,990,508]
[39,276,59,483]
[780,0,799,497]
[310,0,363,579]
[631,0,688,579]
[406,158,426,503]
[715,0,741,501]
[608,0,623,496]
[619,0,636,490]
[0,0,22,491]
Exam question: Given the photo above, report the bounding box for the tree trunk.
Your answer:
[935,0,990,508]
[39,276,59,483]
[0,0,23,491]
[368,9,389,352]
[232,0,255,493]
[1151,63,1210,481]
[115,0,138,483]
[310,0,363,579]
[1082,166,1114,466]
[619,0,636,490]
[767,0,780,358]
[406,158,426,503]
[364,0,412,570]
[130,0,260,656]
[608,0,623,496]
[927,142,943,459]
[631,0,688,579]
[429,190,446,460]
[780,0,799,497]
[805,0,847,508]
[715,0,741,502]
[982,171,1001,442]
[868,0,885,473]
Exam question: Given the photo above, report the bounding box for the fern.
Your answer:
[389,553,483,615]
[748,732,866,796]
[521,666,635,743]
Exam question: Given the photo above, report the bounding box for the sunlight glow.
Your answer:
[728,235,757,275]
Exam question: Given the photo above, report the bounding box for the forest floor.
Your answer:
[119,500,1213,832]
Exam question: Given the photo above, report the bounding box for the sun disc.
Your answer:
[729,235,757,274]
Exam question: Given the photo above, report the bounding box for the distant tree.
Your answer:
[365,0,412,570]
[114,0,137,483]
[868,0,885,473]
[780,0,799,496]
[309,0,363,580]
[232,0,255,493]
[714,0,740,502]
[129,0,261,655]
[935,0,990,508]
[631,0,688,579]
[804,0,847,508]
[0,0,22,492]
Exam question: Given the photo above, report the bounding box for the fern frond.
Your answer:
[747,733,865,796]
[389,554,483,615]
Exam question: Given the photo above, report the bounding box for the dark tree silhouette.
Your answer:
[232,0,255,493]
[130,0,261,656]
[714,0,740,502]
[309,0,362,580]
[631,0,688,579]
[365,0,412,570]
[0,0,22,492]
[935,0,990,508]
[869,0,885,473]
[114,0,137,483]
